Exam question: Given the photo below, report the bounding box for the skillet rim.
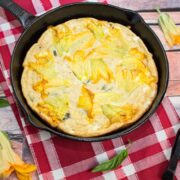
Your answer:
[10,2,169,142]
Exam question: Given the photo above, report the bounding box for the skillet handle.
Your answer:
[0,0,35,28]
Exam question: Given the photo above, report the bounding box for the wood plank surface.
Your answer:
[149,25,180,51]
[167,80,180,96]
[108,0,180,11]
[167,52,180,81]
[139,11,180,24]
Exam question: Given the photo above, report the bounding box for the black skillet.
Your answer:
[0,0,169,141]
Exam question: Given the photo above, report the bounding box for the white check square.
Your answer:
[26,135,32,145]
[5,35,15,44]
[1,22,11,31]
[103,171,117,180]
[115,145,126,154]
[39,131,51,141]
[122,164,136,176]
[163,148,171,160]
[52,168,65,180]
[156,130,167,142]
[96,152,109,163]
[3,70,9,79]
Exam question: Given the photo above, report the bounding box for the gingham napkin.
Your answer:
[0,0,180,179]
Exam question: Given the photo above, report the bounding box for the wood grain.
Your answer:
[167,80,180,96]
[167,52,180,81]
[108,0,180,11]
[139,11,180,24]
[149,25,180,51]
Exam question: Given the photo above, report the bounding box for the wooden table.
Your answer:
[0,0,180,179]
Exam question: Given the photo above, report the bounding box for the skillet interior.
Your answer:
[10,3,169,141]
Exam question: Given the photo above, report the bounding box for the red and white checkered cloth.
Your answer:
[0,0,180,179]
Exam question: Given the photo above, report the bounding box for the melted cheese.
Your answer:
[77,86,94,118]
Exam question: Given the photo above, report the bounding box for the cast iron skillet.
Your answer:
[0,0,169,141]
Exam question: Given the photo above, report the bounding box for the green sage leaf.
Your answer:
[92,149,128,172]
[0,99,9,108]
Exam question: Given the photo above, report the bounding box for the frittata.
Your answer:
[21,18,158,137]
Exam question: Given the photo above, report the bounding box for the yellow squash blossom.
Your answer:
[157,8,180,47]
[77,86,94,118]
[0,131,36,180]
[101,104,137,123]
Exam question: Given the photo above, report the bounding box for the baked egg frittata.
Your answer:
[21,18,158,137]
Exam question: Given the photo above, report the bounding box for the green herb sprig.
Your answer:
[0,99,9,108]
[92,140,132,172]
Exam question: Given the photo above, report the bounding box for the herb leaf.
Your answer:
[63,112,71,120]
[92,149,128,172]
[0,99,9,108]
[53,49,57,56]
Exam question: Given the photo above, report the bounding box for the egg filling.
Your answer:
[21,18,158,137]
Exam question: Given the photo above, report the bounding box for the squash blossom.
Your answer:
[0,131,36,179]
[157,8,180,47]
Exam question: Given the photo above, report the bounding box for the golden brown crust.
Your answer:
[56,86,157,137]
[57,103,155,137]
